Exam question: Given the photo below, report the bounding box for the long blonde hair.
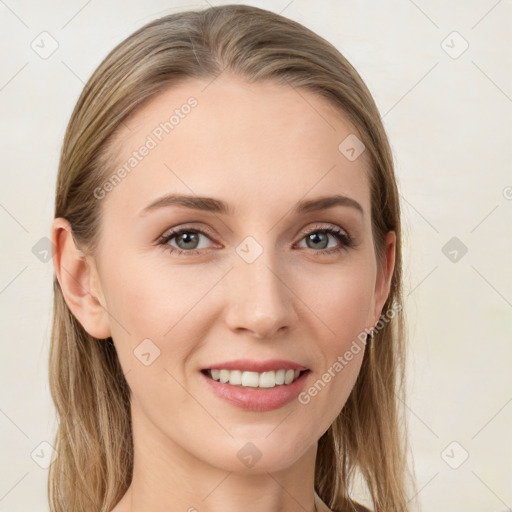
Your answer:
[49,5,413,511]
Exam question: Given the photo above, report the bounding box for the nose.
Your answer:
[224,250,298,339]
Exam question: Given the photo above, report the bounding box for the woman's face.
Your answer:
[85,74,394,474]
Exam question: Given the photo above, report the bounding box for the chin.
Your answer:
[201,432,313,474]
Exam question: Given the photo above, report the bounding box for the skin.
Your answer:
[52,74,395,512]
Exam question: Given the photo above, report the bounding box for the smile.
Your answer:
[203,368,306,388]
[200,368,311,411]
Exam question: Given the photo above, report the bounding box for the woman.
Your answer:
[49,4,413,512]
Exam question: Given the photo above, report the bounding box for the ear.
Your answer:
[51,217,111,339]
[369,230,396,329]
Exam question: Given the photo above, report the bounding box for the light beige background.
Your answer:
[0,0,511,511]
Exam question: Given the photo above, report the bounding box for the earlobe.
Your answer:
[51,217,111,339]
[371,231,396,327]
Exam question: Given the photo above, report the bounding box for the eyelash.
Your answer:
[157,224,355,257]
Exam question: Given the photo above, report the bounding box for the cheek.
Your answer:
[100,254,228,374]
[101,253,217,332]
[100,261,214,412]
[297,259,375,340]
[293,263,373,414]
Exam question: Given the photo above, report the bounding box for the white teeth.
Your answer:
[229,370,242,386]
[241,371,259,387]
[259,371,275,388]
[207,368,304,388]
[219,369,230,383]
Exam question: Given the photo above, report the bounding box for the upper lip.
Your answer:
[203,359,309,372]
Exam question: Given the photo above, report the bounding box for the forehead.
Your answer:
[101,74,371,219]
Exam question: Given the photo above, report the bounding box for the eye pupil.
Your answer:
[307,232,328,249]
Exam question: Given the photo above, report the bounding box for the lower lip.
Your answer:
[200,370,311,411]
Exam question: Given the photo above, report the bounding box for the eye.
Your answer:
[296,224,354,255]
[158,227,216,256]
[157,223,354,257]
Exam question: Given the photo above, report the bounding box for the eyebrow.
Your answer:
[140,193,364,217]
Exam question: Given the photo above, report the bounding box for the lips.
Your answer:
[200,368,311,411]
[202,358,308,373]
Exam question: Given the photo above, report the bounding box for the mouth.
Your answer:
[201,368,310,389]
[199,358,312,411]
